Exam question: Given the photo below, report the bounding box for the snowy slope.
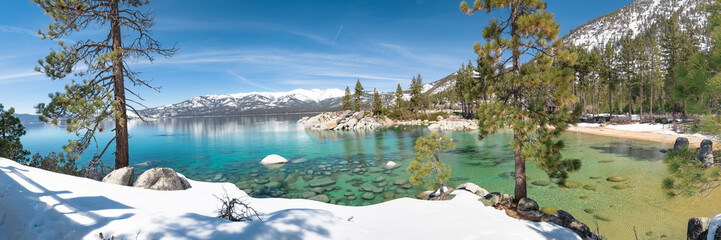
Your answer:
[564,0,711,50]
[140,89,346,117]
[0,158,582,240]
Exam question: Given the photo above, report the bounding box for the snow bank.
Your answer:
[0,158,580,240]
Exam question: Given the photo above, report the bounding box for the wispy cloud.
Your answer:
[0,24,36,37]
[227,70,277,91]
[0,71,43,86]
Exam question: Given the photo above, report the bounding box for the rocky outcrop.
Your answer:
[673,137,690,152]
[456,182,489,197]
[428,119,479,131]
[134,168,192,191]
[298,111,388,131]
[698,139,715,167]
[102,167,134,186]
[260,154,288,165]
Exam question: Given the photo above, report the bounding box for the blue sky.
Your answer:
[0,0,633,114]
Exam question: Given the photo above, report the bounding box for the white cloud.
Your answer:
[227,70,277,91]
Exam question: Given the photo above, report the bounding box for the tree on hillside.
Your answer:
[372,88,383,115]
[456,61,477,117]
[33,0,177,169]
[354,79,364,112]
[394,84,405,111]
[409,74,424,113]
[661,12,699,114]
[407,132,455,200]
[618,33,638,119]
[0,105,30,162]
[342,86,352,111]
[461,0,579,202]
[600,41,619,115]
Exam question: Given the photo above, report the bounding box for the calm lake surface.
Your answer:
[20,114,721,240]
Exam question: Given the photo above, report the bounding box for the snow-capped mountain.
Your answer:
[140,89,346,117]
[564,0,711,50]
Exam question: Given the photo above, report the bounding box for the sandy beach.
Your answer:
[567,125,721,151]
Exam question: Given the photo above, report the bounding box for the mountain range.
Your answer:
[141,0,711,118]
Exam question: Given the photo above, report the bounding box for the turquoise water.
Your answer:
[19,114,721,239]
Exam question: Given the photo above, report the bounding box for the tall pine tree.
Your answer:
[372,88,383,115]
[342,86,352,111]
[461,0,579,202]
[354,79,364,112]
[33,0,177,169]
[395,83,405,111]
[409,74,424,113]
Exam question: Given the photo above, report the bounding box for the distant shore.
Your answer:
[567,124,721,151]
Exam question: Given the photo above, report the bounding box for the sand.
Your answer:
[567,125,721,151]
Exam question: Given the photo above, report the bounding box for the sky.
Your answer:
[0,0,634,114]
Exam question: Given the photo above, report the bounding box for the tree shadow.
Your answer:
[0,165,134,239]
[144,209,337,240]
[524,221,582,239]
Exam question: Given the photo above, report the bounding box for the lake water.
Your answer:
[19,114,721,240]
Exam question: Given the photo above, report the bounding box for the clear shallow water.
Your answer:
[20,114,721,240]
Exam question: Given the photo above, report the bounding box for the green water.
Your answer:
[19,114,721,239]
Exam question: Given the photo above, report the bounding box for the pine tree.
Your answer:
[342,86,352,111]
[600,41,619,114]
[394,83,405,111]
[409,74,424,113]
[461,0,579,202]
[354,79,364,112]
[647,37,665,115]
[0,104,30,162]
[33,0,177,169]
[372,88,383,115]
[619,33,637,119]
[407,132,455,200]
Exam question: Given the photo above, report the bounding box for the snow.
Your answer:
[0,158,581,240]
[227,89,344,103]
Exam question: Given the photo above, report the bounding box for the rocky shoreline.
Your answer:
[298,111,479,131]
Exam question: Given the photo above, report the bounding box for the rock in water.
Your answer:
[309,180,336,188]
[606,176,628,182]
[698,139,715,167]
[456,182,490,197]
[260,154,288,165]
[673,137,690,152]
[687,217,710,240]
[383,161,400,170]
[134,168,192,190]
[517,198,539,212]
[102,167,134,186]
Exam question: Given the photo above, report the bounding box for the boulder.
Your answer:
[260,154,288,165]
[309,180,336,188]
[673,137,690,152]
[606,176,629,182]
[687,217,710,240]
[102,167,134,186]
[517,198,539,212]
[310,194,330,203]
[456,182,490,197]
[698,139,715,167]
[134,168,191,191]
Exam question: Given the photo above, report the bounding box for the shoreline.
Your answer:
[567,125,721,151]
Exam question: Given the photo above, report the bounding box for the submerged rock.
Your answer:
[583,185,596,191]
[606,176,628,182]
[134,168,191,191]
[562,181,582,188]
[541,206,558,215]
[309,180,336,188]
[102,167,134,186]
[310,194,330,203]
[361,192,375,200]
[531,180,552,186]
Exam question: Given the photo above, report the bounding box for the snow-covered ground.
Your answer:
[0,158,581,240]
[574,122,716,140]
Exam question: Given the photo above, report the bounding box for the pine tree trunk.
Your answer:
[111,0,129,169]
[627,84,632,119]
[513,132,526,202]
[608,85,613,116]
[651,87,654,115]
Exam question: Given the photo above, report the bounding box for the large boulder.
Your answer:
[134,168,192,190]
[102,167,134,186]
[517,198,539,212]
[698,139,715,167]
[456,182,490,197]
[688,217,710,240]
[673,137,690,152]
[260,154,288,165]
